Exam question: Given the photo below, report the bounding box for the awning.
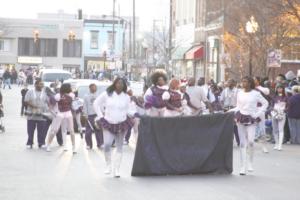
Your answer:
[185,46,204,60]
[172,46,192,60]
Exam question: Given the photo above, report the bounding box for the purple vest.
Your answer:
[58,94,72,112]
[166,90,182,110]
[151,86,166,108]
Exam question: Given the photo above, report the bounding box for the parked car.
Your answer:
[39,69,72,87]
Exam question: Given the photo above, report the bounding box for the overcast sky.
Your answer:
[0,0,169,31]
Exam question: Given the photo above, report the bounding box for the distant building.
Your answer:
[0,17,83,73]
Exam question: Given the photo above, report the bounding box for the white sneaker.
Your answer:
[104,165,112,175]
[247,164,254,172]
[26,145,32,149]
[63,146,68,151]
[46,146,51,152]
[239,167,246,176]
[72,146,77,154]
[86,146,92,150]
[273,146,279,150]
[113,168,120,178]
[262,147,269,153]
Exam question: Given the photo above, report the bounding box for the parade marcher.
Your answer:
[24,79,48,149]
[162,79,185,117]
[180,82,197,116]
[220,79,240,146]
[72,91,84,138]
[83,83,103,149]
[46,83,76,153]
[18,70,27,86]
[271,84,288,150]
[230,76,268,175]
[144,71,168,117]
[287,85,300,144]
[186,77,211,115]
[43,86,63,147]
[125,89,144,144]
[3,68,12,89]
[93,77,136,178]
[21,83,29,116]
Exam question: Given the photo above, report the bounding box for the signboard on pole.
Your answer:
[267,49,281,68]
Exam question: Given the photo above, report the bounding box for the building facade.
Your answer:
[83,17,125,73]
[0,17,83,73]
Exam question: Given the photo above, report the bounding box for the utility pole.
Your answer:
[168,0,173,76]
[133,0,136,59]
[153,20,156,67]
[112,0,116,54]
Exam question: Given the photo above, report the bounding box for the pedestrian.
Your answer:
[21,83,29,116]
[230,76,268,175]
[186,77,211,115]
[83,83,103,150]
[144,71,168,117]
[220,79,240,146]
[24,79,48,149]
[179,82,196,116]
[254,76,271,153]
[271,84,288,150]
[3,68,12,89]
[287,85,300,144]
[46,83,76,153]
[162,78,185,117]
[93,77,136,178]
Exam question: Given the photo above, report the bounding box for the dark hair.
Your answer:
[277,74,286,81]
[242,76,255,90]
[89,83,96,89]
[275,84,286,97]
[34,79,42,86]
[60,83,72,94]
[106,77,127,96]
[254,76,262,85]
[150,71,167,85]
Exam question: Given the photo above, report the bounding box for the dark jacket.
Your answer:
[287,94,300,119]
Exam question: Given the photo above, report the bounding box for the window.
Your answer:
[18,38,57,57]
[90,31,99,49]
[63,39,82,57]
[283,43,300,60]
[107,31,116,50]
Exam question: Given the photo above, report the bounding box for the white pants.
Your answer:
[146,107,165,117]
[256,114,266,138]
[237,123,256,148]
[272,117,286,148]
[75,113,83,132]
[49,114,75,145]
[103,129,126,153]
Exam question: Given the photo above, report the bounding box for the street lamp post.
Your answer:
[246,16,258,77]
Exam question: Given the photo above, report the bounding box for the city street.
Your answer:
[0,86,299,200]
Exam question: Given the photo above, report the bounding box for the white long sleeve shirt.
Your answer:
[93,91,136,124]
[231,90,269,118]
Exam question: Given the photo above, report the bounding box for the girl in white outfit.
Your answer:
[230,77,268,175]
[93,78,136,178]
[46,83,76,153]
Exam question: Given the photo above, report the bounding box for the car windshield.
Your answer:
[42,73,72,82]
[77,85,108,99]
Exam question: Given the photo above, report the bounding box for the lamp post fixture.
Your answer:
[245,16,258,77]
[33,30,39,43]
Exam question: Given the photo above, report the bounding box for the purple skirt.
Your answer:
[97,117,134,135]
[235,111,260,126]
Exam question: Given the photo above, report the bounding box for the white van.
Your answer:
[39,69,72,87]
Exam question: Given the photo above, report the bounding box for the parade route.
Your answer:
[1,86,300,200]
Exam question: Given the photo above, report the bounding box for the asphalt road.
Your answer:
[0,86,300,200]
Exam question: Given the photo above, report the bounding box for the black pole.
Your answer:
[249,36,253,77]
[133,0,136,59]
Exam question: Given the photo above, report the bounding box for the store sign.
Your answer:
[267,49,281,68]
[18,57,42,64]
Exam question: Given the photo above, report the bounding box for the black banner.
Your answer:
[131,112,234,176]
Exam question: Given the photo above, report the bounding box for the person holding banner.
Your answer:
[230,76,268,176]
[144,71,168,117]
